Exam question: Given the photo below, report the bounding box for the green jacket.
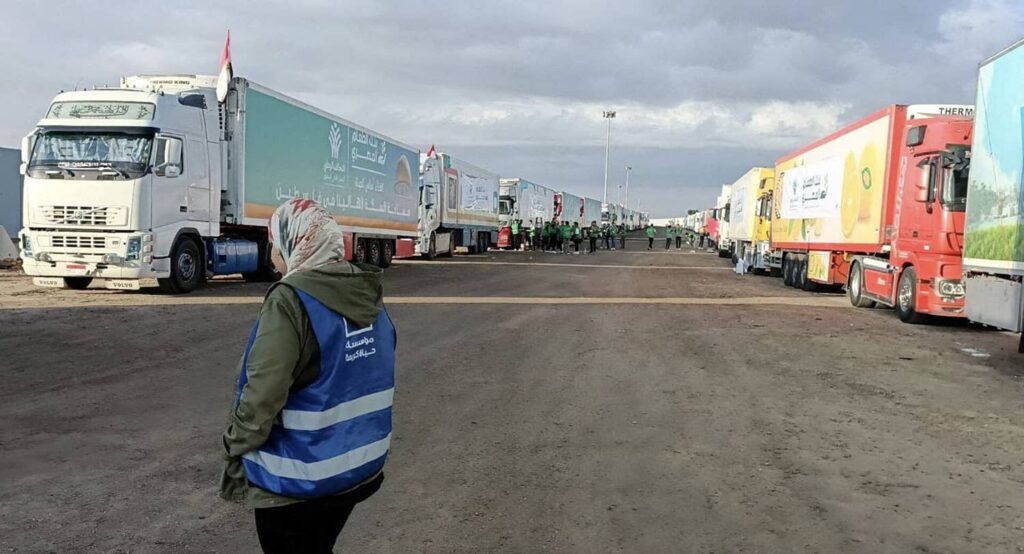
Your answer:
[560,224,572,239]
[665,227,675,239]
[220,261,385,509]
[645,226,656,238]
[511,222,521,234]
[589,224,600,237]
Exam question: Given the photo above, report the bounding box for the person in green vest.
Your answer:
[559,220,573,254]
[675,224,683,249]
[572,222,582,253]
[528,223,537,251]
[589,221,601,254]
[665,224,675,250]
[511,219,522,250]
[645,223,656,250]
[618,224,627,249]
[549,220,560,252]
[541,221,552,251]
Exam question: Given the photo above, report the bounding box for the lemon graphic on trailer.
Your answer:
[858,143,877,222]
[841,151,859,237]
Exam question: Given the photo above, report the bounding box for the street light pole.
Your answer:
[624,165,632,210]
[602,110,616,204]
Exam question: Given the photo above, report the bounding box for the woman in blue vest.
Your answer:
[220,198,395,554]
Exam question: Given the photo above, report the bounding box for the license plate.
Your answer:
[105,280,141,291]
[33,277,64,288]
[64,263,88,276]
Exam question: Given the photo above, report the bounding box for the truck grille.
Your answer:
[50,235,107,249]
[38,206,127,226]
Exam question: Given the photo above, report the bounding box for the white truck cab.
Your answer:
[20,75,224,291]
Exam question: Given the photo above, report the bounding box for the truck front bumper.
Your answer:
[20,230,169,283]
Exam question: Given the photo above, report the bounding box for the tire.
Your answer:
[64,277,93,290]
[368,239,383,267]
[353,238,368,264]
[158,237,203,294]
[896,266,926,324]
[795,256,809,290]
[380,240,394,268]
[244,239,282,283]
[783,255,794,287]
[847,261,876,308]
[424,232,437,260]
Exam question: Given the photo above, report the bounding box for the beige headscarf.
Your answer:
[268,199,345,275]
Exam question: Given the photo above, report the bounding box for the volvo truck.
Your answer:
[19,75,419,293]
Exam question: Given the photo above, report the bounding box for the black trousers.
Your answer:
[589,237,597,253]
[254,474,383,554]
[619,236,626,249]
[665,238,671,250]
[647,237,654,249]
[675,236,682,248]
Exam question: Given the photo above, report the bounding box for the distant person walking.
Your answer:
[589,221,600,254]
[221,198,394,554]
[675,225,683,249]
[665,225,674,250]
[572,222,582,253]
[645,224,656,250]
[618,224,627,249]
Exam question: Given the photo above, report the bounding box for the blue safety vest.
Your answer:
[235,287,395,499]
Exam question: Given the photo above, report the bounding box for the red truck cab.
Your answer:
[848,117,973,322]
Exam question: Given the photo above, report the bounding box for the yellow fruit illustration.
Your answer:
[812,218,824,238]
[841,151,859,237]
[858,143,877,222]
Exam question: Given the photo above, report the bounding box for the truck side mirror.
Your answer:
[156,137,183,177]
[915,158,932,203]
[20,133,35,175]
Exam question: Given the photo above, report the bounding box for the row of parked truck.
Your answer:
[677,38,1024,343]
[16,74,643,293]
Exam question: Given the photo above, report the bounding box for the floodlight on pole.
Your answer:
[602,110,616,204]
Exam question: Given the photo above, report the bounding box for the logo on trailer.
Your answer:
[328,123,343,160]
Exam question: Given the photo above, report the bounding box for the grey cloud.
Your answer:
[0,0,1022,217]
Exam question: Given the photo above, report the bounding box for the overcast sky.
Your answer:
[1,0,1022,216]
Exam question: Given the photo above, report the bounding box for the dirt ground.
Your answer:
[3,244,1024,553]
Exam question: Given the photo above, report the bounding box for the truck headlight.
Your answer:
[127,237,142,260]
[937,279,965,298]
[20,235,32,257]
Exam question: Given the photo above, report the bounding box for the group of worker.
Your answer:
[505,220,708,254]
[506,219,632,254]
[644,223,700,251]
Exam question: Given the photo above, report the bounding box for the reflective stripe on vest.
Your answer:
[235,288,396,499]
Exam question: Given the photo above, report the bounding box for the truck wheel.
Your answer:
[783,255,795,287]
[794,257,809,290]
[368,239,383,267]
[353,238,368,264]
[424,232,437,260]
[64,277,93,290]
[158,237,203,294]
[798,257,818,292]
[847,261,876,308]
[380,240,394,268]
[896,267,925,324]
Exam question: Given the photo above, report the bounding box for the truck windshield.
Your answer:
[499,198,512,215]
[941,145,970,212]
[28,130,154,179]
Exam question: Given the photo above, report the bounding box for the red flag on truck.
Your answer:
[426,144,436,157]
[216,31,232,103]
